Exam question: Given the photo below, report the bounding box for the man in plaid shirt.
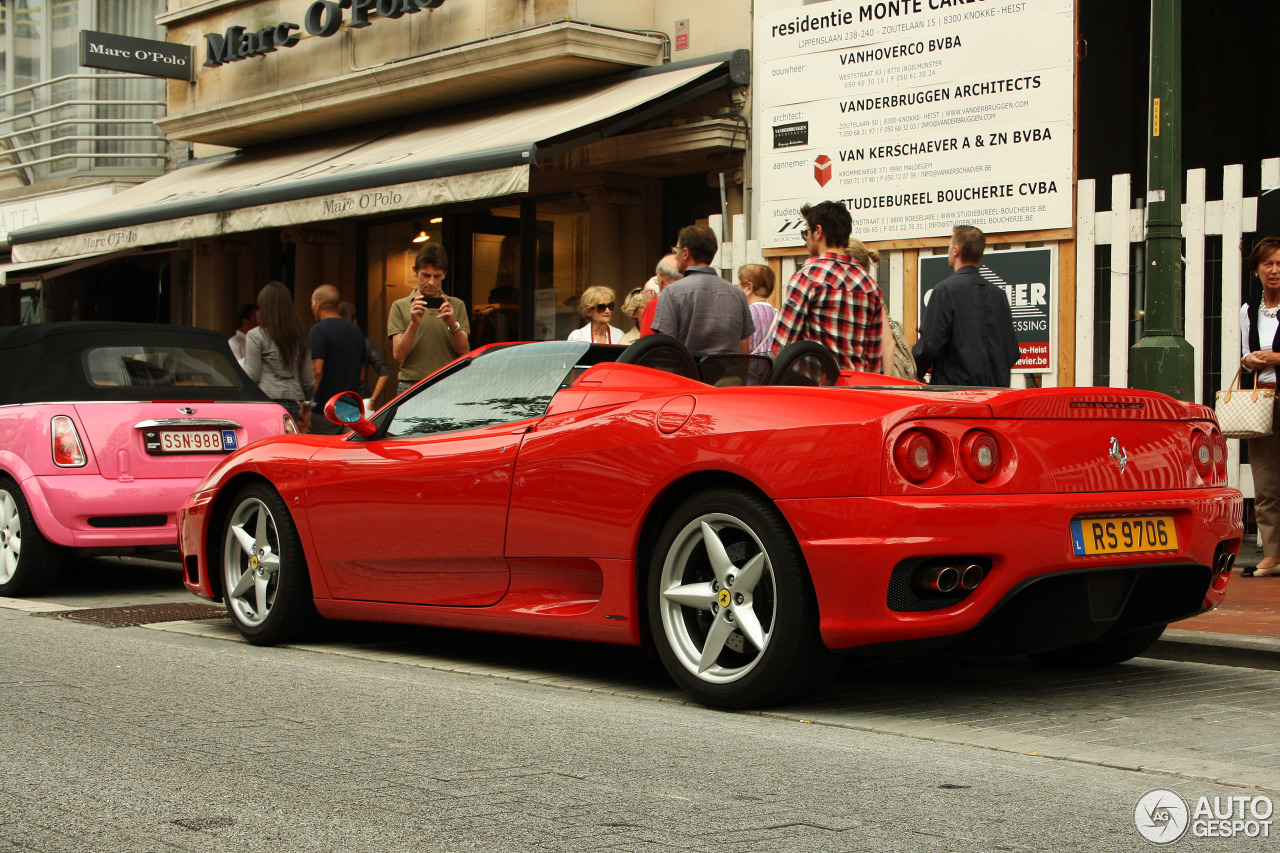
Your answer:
[768,201,882,372]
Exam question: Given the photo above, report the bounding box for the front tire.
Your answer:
[0,477,62,596]
[220,483,319,645]
[1029,624,1166,667]
[647,487,832,708]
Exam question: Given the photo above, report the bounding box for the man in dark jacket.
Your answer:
[309,284,367,434]
[913,225,1021,386]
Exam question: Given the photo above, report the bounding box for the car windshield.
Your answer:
[384,341,591,438]
[84,345,242,388]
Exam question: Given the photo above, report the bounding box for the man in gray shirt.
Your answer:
[652,224,753,353]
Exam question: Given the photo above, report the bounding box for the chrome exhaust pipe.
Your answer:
[915,565,960,594]
[958,563,985,591]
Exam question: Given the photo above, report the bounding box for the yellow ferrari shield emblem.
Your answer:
[717,588,732,608]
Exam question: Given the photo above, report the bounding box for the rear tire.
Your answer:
[647,487,834,708]
[220,482,319,645]
[0,477,62,596]
[1029,624,1166,667]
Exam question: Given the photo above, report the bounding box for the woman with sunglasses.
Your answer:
[567,285,624,344]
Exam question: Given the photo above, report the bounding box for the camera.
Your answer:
[415,295,445,309]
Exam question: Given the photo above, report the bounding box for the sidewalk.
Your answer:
[1144,541,1280,670]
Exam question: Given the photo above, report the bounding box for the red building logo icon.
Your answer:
[814,155,832,187]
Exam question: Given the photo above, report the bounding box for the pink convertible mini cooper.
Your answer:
[0,322,293,595]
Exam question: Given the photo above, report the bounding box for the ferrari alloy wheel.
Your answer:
[220,483,318,645]
[1029,624,1167,668]
[0,477,62,596]
[648,487,832,708]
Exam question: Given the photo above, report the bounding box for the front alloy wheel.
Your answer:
[220,483,318,644]
[648,488,830,708]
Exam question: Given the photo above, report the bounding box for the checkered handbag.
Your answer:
[1215,366,1275,439]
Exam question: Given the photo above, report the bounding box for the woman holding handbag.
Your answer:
[1239,235,1280,576]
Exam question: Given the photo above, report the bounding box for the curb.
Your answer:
[1144,628,1280,672]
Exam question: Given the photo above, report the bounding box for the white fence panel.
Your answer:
[1077,159,1279,495]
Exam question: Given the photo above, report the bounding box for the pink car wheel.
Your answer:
[0,477,61,596]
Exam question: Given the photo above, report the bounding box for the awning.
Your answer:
[0,250,124,287]
[0,245,178,287]
[10,53,746,264]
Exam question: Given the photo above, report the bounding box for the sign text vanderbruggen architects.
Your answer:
[755,0,1074,246]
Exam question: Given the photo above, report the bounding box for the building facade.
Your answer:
[11,0,752,403]
[9,1,1280,410]
[0,0,178,325]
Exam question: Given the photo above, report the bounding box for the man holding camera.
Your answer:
[388,243,471,393]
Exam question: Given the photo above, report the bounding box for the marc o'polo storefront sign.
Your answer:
[204,0,447,67]
[80,31,193,81]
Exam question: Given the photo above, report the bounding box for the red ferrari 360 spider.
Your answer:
[178,336,1242,707]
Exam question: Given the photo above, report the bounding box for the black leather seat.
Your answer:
[763,340,840,386]
[697,353,772,386]
[615,333,699,380]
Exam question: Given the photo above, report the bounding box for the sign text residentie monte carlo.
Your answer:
[202,0,448,67]
[755,0,1074,246]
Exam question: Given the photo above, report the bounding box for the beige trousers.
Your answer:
[1248,396,1280,556]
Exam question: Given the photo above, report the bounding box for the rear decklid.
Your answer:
[891,386,1223,495]
[73,400,287,480]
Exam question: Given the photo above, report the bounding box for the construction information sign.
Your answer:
[755,0,1074,248]
[918,247,1055,373]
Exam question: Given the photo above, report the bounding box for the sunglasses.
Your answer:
[593,302,615,312]
[628,288,644,297]
[671,245,684,255]
[800,228,811,239]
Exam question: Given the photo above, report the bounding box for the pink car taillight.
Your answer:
[51,415,87,467]
[283,414,299,434]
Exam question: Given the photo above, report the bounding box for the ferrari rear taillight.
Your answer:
[894,430,937,483]
[1210,430,1228,480]
[1190,430,1213,480]
[960,430,1000,482]
[51,415,87,467]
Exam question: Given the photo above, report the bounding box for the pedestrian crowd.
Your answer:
[593,203,1019,394]
[229,201,1024,435]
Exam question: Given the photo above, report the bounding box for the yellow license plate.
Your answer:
[1071,516,1178,556]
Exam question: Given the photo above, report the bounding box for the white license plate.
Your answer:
[156,429,238,453]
